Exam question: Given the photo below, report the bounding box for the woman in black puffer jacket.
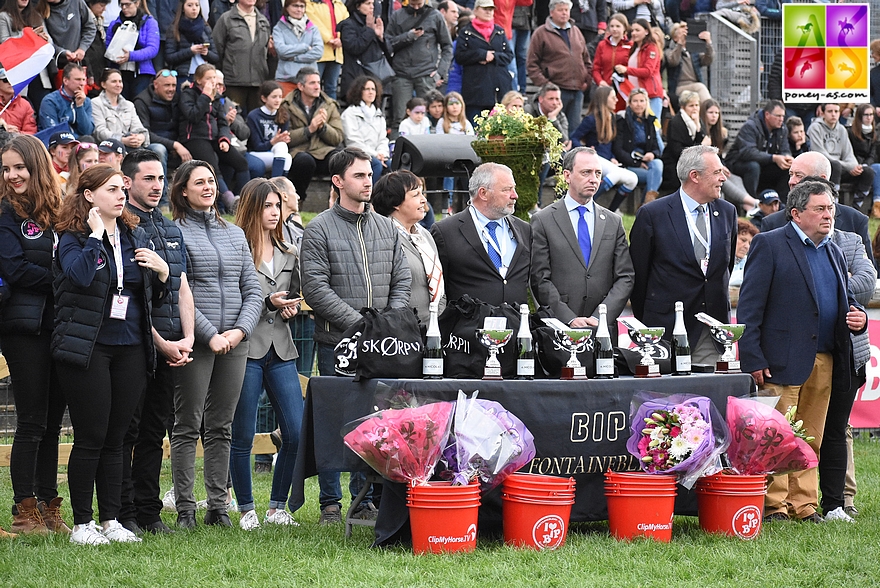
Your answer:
[0,135,67,537]
[178,63,251,198]
[53,164,169,545]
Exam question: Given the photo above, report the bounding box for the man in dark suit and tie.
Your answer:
[760,151,873,265]
[530,147,634,330]
[431,162,531,307]
[629,144,738,364]
[737,180,867,523]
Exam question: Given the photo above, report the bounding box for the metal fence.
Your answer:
[707,13,760,141]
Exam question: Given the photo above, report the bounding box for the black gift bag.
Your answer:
[334,307,424,381]
[438,295,520,379]
[615,341,674,376]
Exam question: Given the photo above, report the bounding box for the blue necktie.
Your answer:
[577,206,591,266]
[486,221,503,271]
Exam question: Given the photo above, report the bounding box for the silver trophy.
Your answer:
[476,329,514,380]
[696,313,745,373]
[554,329,592,380]
[618,317,664,378]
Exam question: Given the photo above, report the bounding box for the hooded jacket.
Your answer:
[725,108,791,168]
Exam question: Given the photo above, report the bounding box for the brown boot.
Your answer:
[0,527,17,539]
[644,191,659,204]
[39,497,72,534]
[873,201,880,219]
[11,497,49,535]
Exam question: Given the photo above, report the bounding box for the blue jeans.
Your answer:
[511,28,531,93]
[317,61,342,100]
[627,159,664,193]
[246,152,266,178]
[230,347,304,513]
[872,163,880,202]
[560,89,584,132]
[316,343,369,509]
[370,156,384,186]
[289,314,316,377]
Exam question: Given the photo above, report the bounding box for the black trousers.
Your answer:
[58,343,147,525]
[120,360,175,525]
[819,366,864,513]
[289,149,342,204]
[829,159,875,197]
[1,331,65,505]
[184,138,251,195]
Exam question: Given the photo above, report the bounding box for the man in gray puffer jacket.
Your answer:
[300,147,411,524]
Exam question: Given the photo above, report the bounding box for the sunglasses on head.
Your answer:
[448,99,461,105]
[76,142,98,153]
[411,108,426,114]
[155,69,178,79]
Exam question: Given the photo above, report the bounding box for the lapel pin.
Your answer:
[713,211,719,216]
[599,214,606,220]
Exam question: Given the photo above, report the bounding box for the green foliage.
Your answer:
[2,436,880,587]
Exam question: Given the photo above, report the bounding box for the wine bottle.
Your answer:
[423,300,443,379]
[515,303,534,380]
[594,304,615,379]
[672,301,691,376]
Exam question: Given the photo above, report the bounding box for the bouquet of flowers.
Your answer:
[441,391,536,489]
[342,400,454,485]
[725,396,818,476]
[626,393,730,489]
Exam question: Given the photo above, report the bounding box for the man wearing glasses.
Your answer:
[737,179,867,524]
[725,99,793,203]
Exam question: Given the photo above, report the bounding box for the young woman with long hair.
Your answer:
[165,0,220,88]
[246,81,292,179]
[613,87,663,203]
[614,18,663,121]
[848,103,880,218]
[340,75,389,184]
[0,135,66,537]
[168,160,261,529]
[592,13,631,111]
[64,141,100,197]
[53,164,169,545]
[229,178,304,530]
[701,98,757,212]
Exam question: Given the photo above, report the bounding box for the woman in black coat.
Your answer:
[164,0,221,88]
[0,136,67,536]
[661,90,707,185]
[337,0,389,103]
[453,1,513,121]
[613,87,662,204]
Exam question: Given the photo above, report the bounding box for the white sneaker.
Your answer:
[162,488,176,512]
[197,498,236,511]
[824,507,855,523]
[70,521,110,545]
[101,519,142,542]
[265,509,300,527]
[239,510,261,531]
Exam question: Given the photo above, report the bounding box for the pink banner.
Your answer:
[852,319,880,429]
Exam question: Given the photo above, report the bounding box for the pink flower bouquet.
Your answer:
[626,393,730,489]
[343,401,455,485]
[726,396,818,475]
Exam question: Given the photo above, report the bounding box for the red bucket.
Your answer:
[605,476,677,542]
[502,492,575,550]
[696,474,766,540]
[408,484,481,554]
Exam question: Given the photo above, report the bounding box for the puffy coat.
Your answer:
[282,89,344,159]
[213,7,271,87]
[273,16,324,83]
[300,202,412,345]
[624,41,663,99]
[337,10,389,100]
[106,14,161,77]
[0,203,55,335]
[340,103,389,158]
[385,5,453,80]
[178,83,234,144]
[175,210,262,344]
[454,21,514,108]
[725,108,792,169]
[134,85,180,150]
[0,95,37,135]
[164,23,221,74]
[833,229,874,371]
[92,91,150,143]
[305,0,348,64]
[127,204,187,341]
[52,226,164,370]
[526,19,592,92]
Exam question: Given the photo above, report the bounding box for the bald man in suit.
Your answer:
[530,147,634,331]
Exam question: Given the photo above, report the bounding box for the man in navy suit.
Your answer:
[629,145,738,364]
[760,151,873,264]
[431,162,531,308]
[738,180,867,523]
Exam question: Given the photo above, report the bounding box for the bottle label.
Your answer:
[675,355,691,372]
[517,359,534,376]
[596,358,614,375]
[423,358,444,375]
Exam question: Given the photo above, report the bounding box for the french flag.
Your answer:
[0,28,54,96]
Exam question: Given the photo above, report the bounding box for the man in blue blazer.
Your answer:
[738,180,867,523]
[629,145,738,364]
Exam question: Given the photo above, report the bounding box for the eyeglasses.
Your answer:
[155,69,178,79]
[863,112,875,117]
[119,1,135,7]
[76,142,98,153]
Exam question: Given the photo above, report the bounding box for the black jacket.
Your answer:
[178,83,234,144]
[613,109,660,168]
[661,113,705,184]
[848,127,879,167]
[337,11,391,101]
[725,107,791,169]
[454,21,513,108]
[127,204,186,341]
[134,85,181,150]
[0,203,55,335]
[52,225,166,370]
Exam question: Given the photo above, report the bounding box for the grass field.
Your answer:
[0,435,878,588]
